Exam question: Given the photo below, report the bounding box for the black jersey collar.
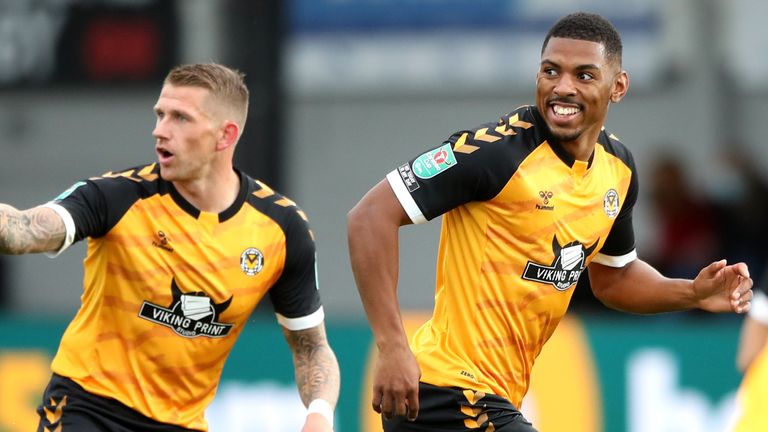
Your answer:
[163,169,249,223]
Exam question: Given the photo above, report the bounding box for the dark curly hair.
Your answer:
[542,12,623,66]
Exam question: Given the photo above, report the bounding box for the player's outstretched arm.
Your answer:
[347,180,421,421]
[0,204,66,255]
[283,323,340,432]
[589,259,753,314]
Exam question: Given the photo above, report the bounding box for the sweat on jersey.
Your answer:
[45,164,323,430]
[386,105,638,408]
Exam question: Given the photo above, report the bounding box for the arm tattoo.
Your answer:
[283,323,340,407]
[0,204,66,254]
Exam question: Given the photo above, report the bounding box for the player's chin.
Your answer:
[158,166,177,181]
[548,127,583,143]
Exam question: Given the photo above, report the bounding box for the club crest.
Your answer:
[240,247,264,276]
[604,189,620,219]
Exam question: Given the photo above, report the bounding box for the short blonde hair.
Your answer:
[164,63,249,129]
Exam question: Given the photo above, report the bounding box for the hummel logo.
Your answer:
[152,230,174,252]
[536,191,554,211]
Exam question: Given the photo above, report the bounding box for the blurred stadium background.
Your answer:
[1,0,767,431]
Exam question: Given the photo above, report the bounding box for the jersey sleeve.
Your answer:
[387,122,530,223]
[43,179,112,256]
[50,180,109,242]
[592,151,639,268]
[45,172,149,256]
[268,210,324,331]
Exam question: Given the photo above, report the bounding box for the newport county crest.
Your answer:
[522,235,598,291]
[139,278,234,338]
[604,189,620,219]
[240,247,264,276]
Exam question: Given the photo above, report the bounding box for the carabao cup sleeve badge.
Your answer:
[412,143,457,179]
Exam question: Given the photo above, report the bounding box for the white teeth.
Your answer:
[553,105,579,116]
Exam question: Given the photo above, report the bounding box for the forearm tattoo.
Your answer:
[283,323,340,407]
[0,204,66,254]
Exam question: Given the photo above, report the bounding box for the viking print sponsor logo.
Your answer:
[152,230,173,252]
[240,247,264,276]
[536,191,554,211]
[412,143,457,179]
[397,163,420,192]
[522,235,598,291]
[139,278,234,338]
[604,189,620,219]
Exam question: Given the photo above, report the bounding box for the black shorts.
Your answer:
[383,382,538,432]
[37,373,200,432]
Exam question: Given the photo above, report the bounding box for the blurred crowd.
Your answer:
[645,149,768,284]
[572,145,768,313]
[644,154,723,281]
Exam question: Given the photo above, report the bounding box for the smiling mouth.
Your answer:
[552,105,581,116]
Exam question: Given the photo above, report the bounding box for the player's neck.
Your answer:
[173,168,240,215]
[560,140,595,162]
[560,128,601,162]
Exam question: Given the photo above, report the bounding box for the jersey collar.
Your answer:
[163,169,249,223]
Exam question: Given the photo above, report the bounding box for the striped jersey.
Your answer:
[386,105,638,407]
[46,164,322,430]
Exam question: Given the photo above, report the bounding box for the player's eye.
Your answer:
[542,68,557,76]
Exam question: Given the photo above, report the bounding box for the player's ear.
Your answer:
[610,70,629,104]
[217,121,240,151]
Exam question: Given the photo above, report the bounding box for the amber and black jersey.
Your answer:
[44,163,323,431]
[386,105,638,408]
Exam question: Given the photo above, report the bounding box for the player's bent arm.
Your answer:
[590,259,752,314]
[347,180,413,350]
[348,180,422,420]
[0,204,66,255]
[283,322,340,410]
[736,316,768,373]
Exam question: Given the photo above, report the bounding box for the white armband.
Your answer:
[41,203,76,258]
[307,398,334,425]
